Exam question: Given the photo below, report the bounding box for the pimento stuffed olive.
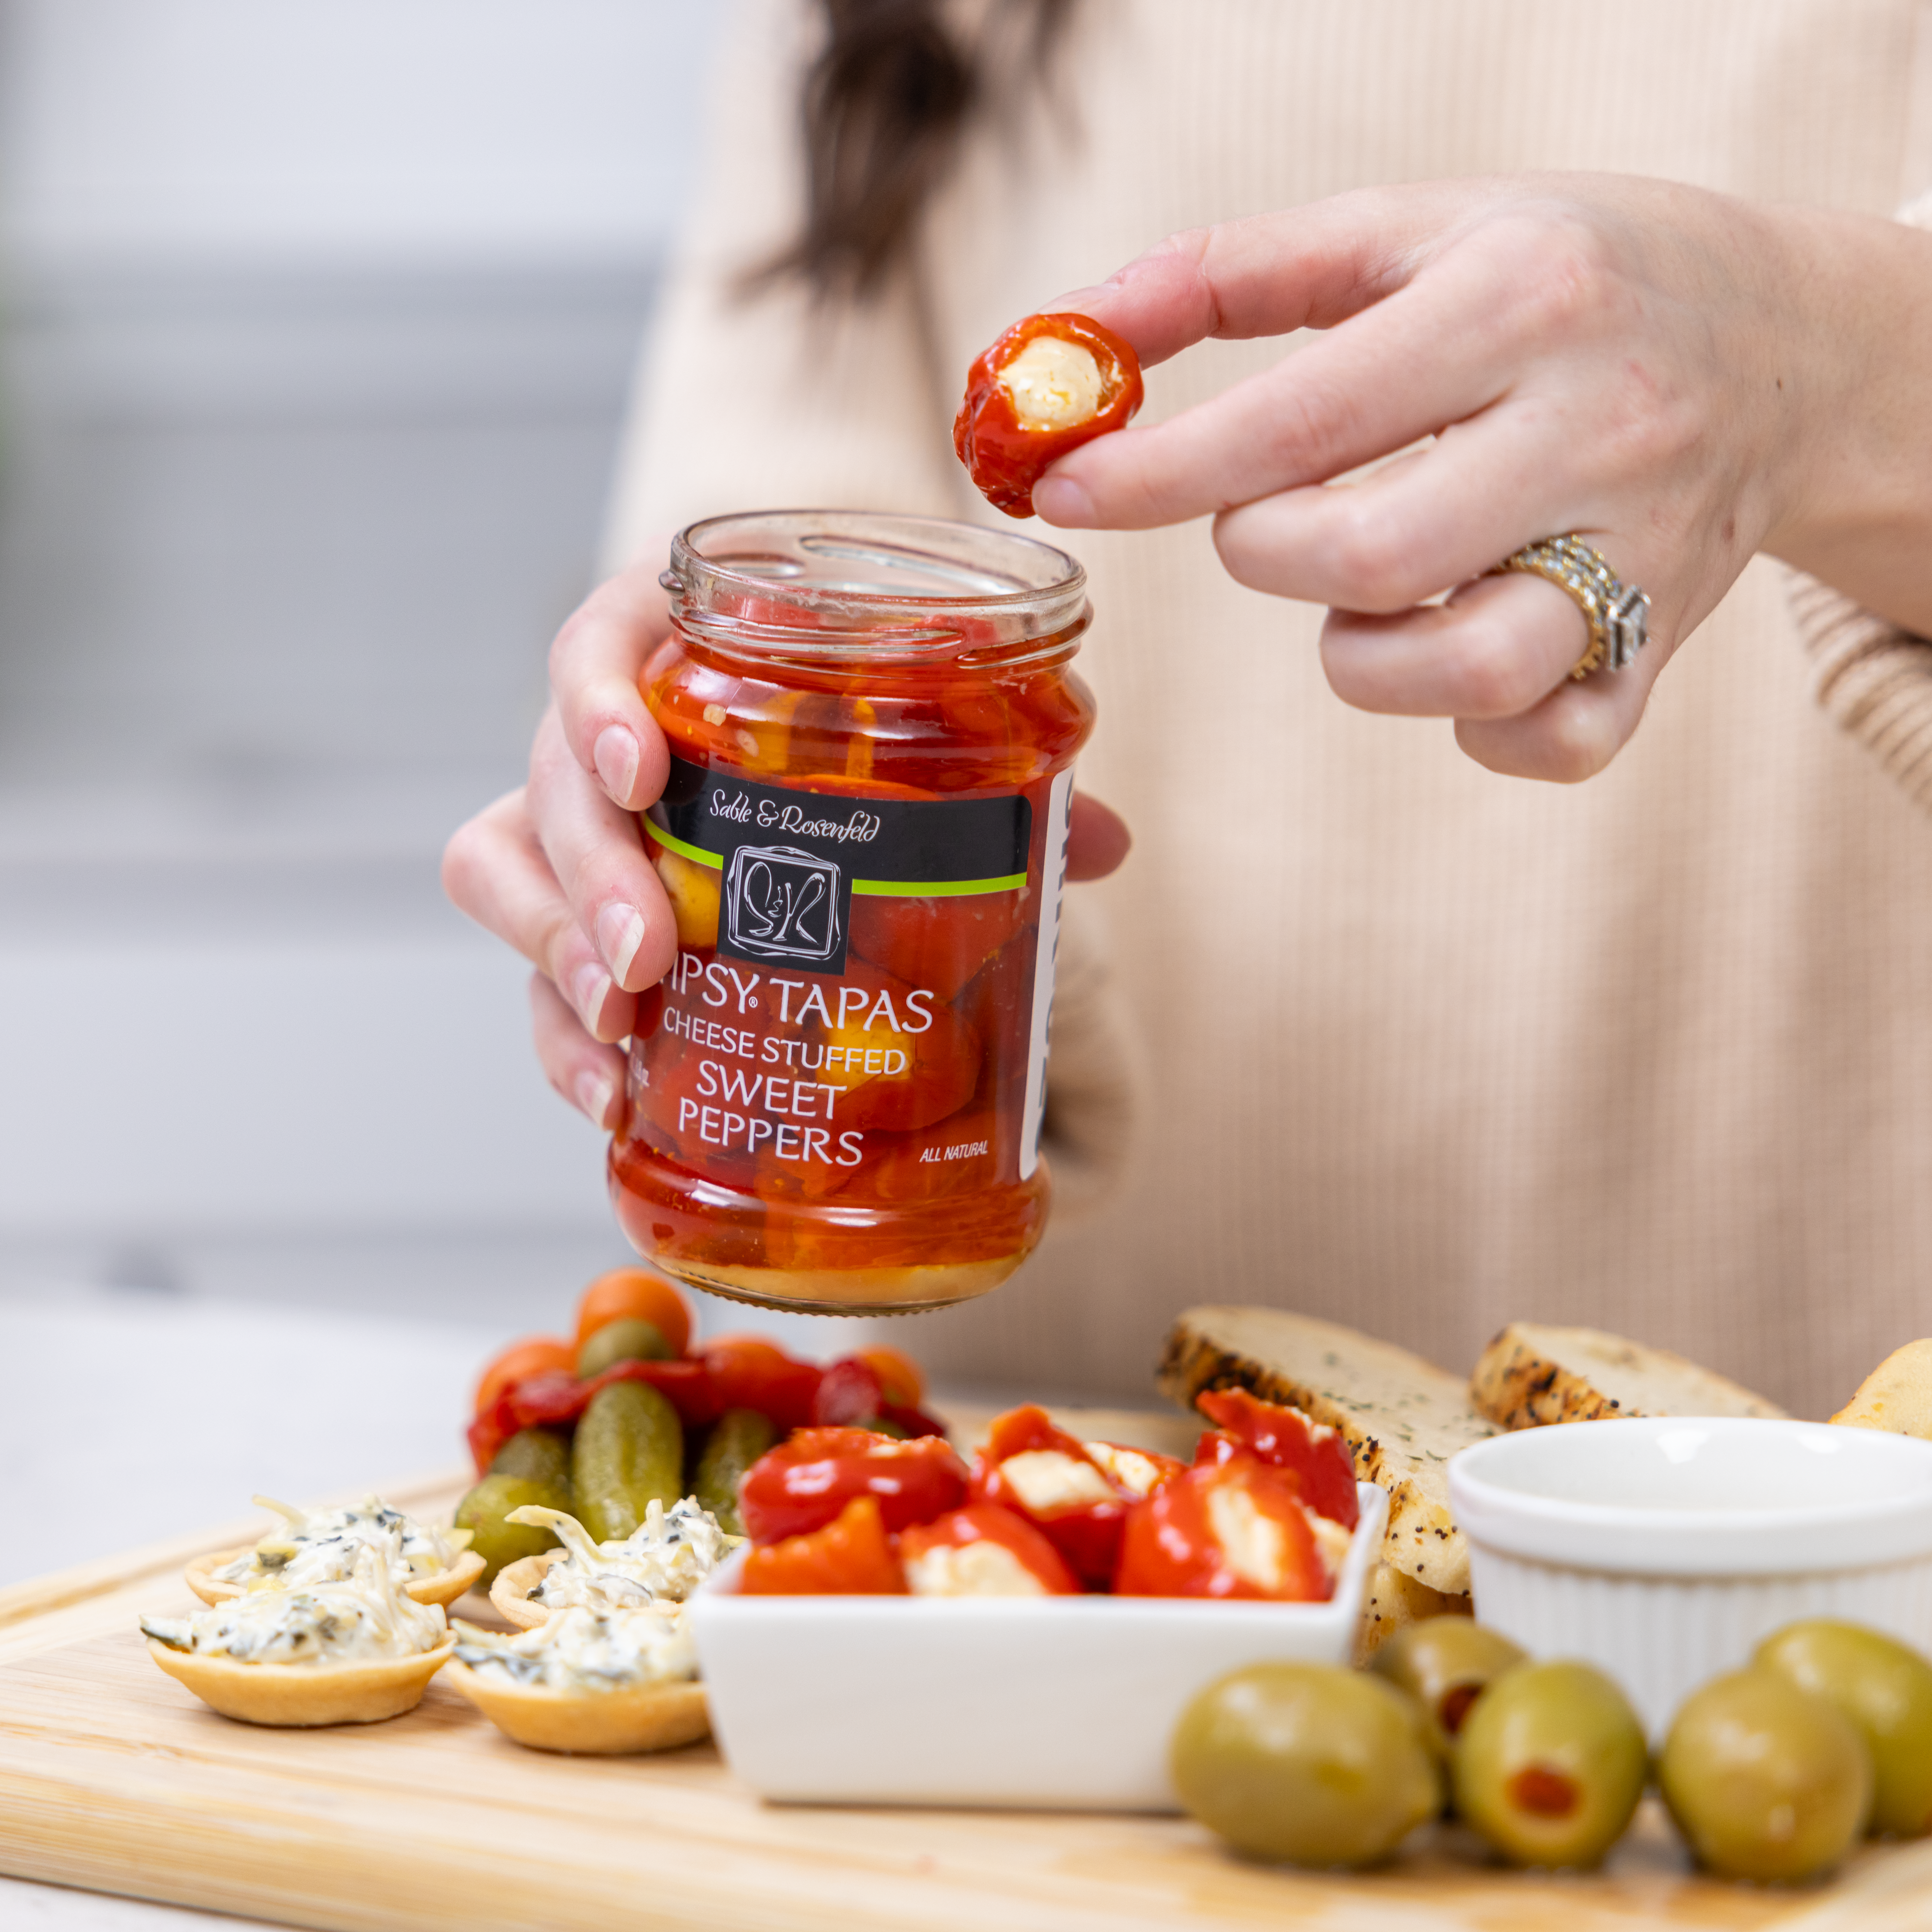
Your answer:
[953,313,1143,516]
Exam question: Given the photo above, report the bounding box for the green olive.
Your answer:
[1171,1662,1443,1867]
[575,1316,672,1380]
[1372,1616,1526,1750]
[571,1378,683,1543]
[488,1425,572,1491]
[1754,1620,1932,1839]
[1660,1668,1873,1882]
[692,1407,778,1535]
[1451,1660,1646,1869]
[454,1473,570,1589]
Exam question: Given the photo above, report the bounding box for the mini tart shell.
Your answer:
[146,1634,455,1726]
[185,1546,485,1611]
[446,1660,710,1755]
[491,1548,568,1630]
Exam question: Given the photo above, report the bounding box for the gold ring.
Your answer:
[1491,536,1650,681]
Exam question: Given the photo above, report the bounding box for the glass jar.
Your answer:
[610,510,1096,1314]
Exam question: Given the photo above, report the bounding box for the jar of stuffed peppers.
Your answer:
[610,510,1095,1315]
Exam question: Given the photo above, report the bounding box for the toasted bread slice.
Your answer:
[1471,1322,1785,1430]
[1354,1563,1472,1666]
[1158,1306,1492,1596]
[1832,1339,1932,1435]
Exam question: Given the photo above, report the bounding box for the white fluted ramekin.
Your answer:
[1449,1417,1932,1737]
[689,1484,1386,1810]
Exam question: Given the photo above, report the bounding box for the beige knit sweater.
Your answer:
[606,0,1932,1418]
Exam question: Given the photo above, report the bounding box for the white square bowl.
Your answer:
[686,1482,1386,1811]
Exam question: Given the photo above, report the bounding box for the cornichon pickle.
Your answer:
[488,1426,572,1490]
[575,1316,672,1380]
[1371,1617,1526,1751]
[1660,1668,1873,1882]
[572,1378,683,1542]
[693,1408,779,1534]
[1755,1620,1932,1839]
[1171,1662,1443,1867]
[455,1472,571,1589]
[1451,1660,1647,1869]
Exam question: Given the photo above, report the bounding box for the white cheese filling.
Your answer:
[212,1493,468,1591]
[453,1603,696,1693]
[996,335,1105,430]
[144,1536,446,1665]
[996,1449,1118,1514]
[904,1539,1053,1598]
[1083,1442,1166,1500]
[512,1498,732,1613]
[1307,1511,1354,1581]
[1202,1486,1350,1594]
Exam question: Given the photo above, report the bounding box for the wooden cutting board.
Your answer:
[3,1455,1931,1932]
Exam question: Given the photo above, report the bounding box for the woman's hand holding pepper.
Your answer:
[441,559,1132,1129]
[1028,174,1932,781]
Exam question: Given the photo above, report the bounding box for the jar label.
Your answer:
[647,755,1031,976]
[1020,769,1073,1181]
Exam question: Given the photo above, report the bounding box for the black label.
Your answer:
[648,755,1031,976]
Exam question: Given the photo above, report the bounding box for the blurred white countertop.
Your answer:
[0,1283,502,1928]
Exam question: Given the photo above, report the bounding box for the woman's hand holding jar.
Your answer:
[1022,175,1932,782]
[443,554,1131,1138]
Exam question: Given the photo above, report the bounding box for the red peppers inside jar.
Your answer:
[610,511,1096,1314]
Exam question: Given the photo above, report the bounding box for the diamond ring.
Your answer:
[1491,536,1649,680]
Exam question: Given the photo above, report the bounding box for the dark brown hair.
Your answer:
[754,0,1077,300]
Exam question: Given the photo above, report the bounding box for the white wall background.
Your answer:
[2,0,716,269]
[0,0,763,1338]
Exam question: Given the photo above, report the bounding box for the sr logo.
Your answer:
[723,844,843,964]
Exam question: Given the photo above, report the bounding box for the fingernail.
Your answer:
[1032,474,1095,526]
[571,961,613,1033]
[593,725,640,802]
[597,902,646,983]
[575,1067,616,1126]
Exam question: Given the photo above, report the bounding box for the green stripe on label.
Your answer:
[851,874,1026,898]
[647,824,723,869]
[647,821,1023,896]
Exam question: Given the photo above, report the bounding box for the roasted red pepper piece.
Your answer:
[812,1356,887,1427]
[953,312,1144,517]
[877,1400,950,1441]
[465,1359,723,1475]
[1116,1449,1333,1602]
[739,1427,969,1543]
[967,1405,1133,1587]
[806,1356,949,1438]
[699,1335,824,1432]
[1194,1387,1359,1528]
[739,1493,908,1595]
[899,1504,1079,1595]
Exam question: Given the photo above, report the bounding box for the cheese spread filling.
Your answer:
[212,1493,469,1591]
[454,1603,696,1693]
[511,1499,732,1612]
[997,335,1105,430]
[144,1536,446,1665]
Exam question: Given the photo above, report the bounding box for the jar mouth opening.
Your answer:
[665,510,1089,664]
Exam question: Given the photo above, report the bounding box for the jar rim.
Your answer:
[665,510,1089,663]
